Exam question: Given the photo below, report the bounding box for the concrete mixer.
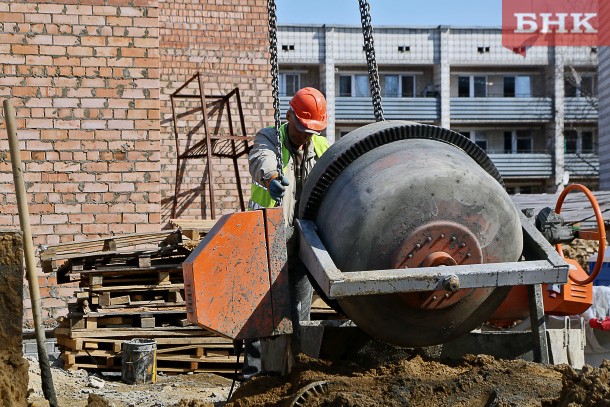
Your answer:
[183,121,592,353]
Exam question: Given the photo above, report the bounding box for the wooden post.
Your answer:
[3,100,58,406]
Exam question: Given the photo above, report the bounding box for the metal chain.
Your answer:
[358,0,384,121]
[267,0,284,183]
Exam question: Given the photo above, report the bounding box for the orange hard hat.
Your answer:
[289,87,327,132]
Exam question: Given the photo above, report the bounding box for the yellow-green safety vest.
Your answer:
[250,124,329,209]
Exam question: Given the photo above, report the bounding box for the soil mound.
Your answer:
[228,353,565,406]
[0,350,29,407]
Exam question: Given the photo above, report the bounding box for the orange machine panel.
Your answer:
[543,258,593,316]
[183,208,292,340]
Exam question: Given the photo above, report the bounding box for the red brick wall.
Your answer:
[0,0,161,326]
[0,0,272,327]
[158,0,272,219]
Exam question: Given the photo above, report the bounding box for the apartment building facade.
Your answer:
[277,25,599,193]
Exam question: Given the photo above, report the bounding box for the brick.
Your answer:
[0,13,23,23]
[37,4,66,14]
[11,43,38,54]
[67,46,93,57]
[53,36,79,46]
[41,214,69,225]
[25,13,52,24]
[39,45,66,55]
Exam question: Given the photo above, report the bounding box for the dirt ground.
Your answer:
[227,352,610,406]
[17,240,610,406]
[26,355,234,407]
[23,343,610,407]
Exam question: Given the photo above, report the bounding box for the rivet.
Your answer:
[444,293,450,299]
[432,295,437,300]
[450,236,456,242]
[440,234,446,239]
[415,243,421,249]
[426,236,432,242]
[408,254,413,259]
[466,253,472,258]
[459,243,466,248]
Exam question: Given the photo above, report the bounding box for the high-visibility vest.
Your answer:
[249,124,329,209]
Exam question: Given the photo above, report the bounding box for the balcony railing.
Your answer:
[487,153,598,179]
[335,97,440,122]
[488,153,553,178]
[451,98,553,121]
[565,153,599,176]
[565,97,598,121]
[280,96,440,122]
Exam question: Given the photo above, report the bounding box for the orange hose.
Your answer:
[555,184,606,285]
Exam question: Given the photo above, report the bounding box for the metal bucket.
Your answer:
[121,338,157,384]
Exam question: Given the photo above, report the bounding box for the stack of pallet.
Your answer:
[42,229,241,375]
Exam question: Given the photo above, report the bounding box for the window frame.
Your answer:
[383,74,416,97]
[338,74,370,97]
[457,75,487,97]
[564,129,597,154]
[503,75,532,97]
[279,73,300,97]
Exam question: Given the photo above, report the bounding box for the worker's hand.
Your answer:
[268,176,289,202]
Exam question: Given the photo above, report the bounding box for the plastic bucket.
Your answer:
[121,338,157,384]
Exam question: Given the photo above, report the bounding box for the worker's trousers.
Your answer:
[242,227,313,379]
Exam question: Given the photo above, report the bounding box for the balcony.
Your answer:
[335,97,440,122]
[488,153,553,178]
[565,97,598,121]
[486,153,599,179]
[565,153,599,177]
[451,98,553,122]
[280,96,440,122]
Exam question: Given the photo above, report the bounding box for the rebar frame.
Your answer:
[170,73,262,219]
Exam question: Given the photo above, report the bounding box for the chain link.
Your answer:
[267,0,284,183]
[358,0,384,121]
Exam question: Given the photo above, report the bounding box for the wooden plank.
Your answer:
[109,295,130,306]
[57,327,217,338]
[76,265,183,275]
[169,219,218,234]
[158,271,171,285]
[40,230,180,260]
[160,343,233,354]
[88,283,184,292]
[140,317,156,329]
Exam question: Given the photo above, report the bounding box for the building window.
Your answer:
[458,76,486,97]
[504,130,533,153]
[279,73,300,97]
[565,74,596,97]
[565,129,597,154]
[516,130,533,153]
[504,76,531,97]
[338,74,370,97]
[582,131,595,153]
[564,130,578,153]
[460,131,487,151]
[384,75,415,97]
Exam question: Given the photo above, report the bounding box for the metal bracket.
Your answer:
[296,211,569,300]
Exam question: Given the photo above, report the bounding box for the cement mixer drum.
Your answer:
[299,121,524,347]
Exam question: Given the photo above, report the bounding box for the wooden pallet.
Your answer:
[169,218,218,241]
[40,230,186,274]
[55,326,217,339]
[69,309,191,330]
[82,282,185,309]
[79,267,184,289]
[60,346,241,373]
[56,334,233,353]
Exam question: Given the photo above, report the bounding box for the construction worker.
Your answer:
[244,87,329,378]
